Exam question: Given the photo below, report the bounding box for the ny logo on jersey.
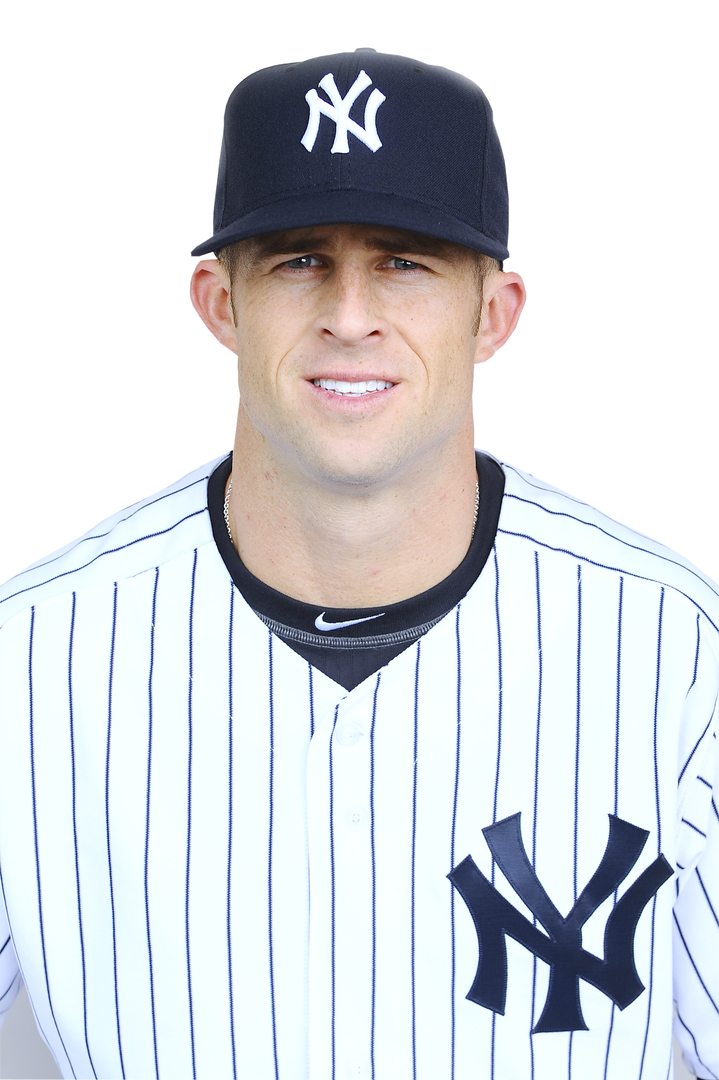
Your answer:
[448,813,672,1032]
[301,70,386,154]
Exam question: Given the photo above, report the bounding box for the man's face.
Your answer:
[226,223,491,489]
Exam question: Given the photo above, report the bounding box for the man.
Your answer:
[0,48,715,1080]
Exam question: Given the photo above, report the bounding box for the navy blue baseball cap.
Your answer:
[191,48,509,261]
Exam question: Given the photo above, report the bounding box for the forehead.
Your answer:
[238,224,476,264]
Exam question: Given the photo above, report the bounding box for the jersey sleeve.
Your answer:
[0,894,21,1027]
[672,694,719,1080]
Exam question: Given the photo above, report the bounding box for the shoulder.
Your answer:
[0,455,228,629]
[495,458,719,631]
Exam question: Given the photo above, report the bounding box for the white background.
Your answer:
[0,0,715,1075]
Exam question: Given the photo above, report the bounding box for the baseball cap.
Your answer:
[191,48,509,261]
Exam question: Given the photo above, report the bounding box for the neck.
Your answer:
[227,422,479,608]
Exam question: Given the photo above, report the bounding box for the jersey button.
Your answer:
[335,722,364,747]
[343,806,369,831]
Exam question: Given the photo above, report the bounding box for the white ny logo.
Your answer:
[301,70,386,154]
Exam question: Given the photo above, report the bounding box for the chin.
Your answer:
[290,437,425,492]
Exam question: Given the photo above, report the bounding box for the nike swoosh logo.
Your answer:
[314,612,386,632]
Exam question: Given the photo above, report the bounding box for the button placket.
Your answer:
[331,708,375,1075]
[307,694,379,1078]
[335,721,364,748]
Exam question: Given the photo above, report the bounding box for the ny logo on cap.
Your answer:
[301,70,386,154]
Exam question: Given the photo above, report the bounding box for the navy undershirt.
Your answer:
[208,452,505,690]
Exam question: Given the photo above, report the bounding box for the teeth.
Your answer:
[313,379,394,395]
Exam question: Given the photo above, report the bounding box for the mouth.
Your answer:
[312,378,395,397]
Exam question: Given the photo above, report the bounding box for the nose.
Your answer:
[314,264,388,346]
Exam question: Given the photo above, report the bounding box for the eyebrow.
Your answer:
[361,233,458,259]
[246,229,461,265]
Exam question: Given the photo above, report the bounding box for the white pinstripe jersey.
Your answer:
[0,453,717,1080]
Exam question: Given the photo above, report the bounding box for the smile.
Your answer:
[312,379,394,396]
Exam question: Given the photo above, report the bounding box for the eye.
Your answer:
[388,257,420,270]
[282,254,323,269]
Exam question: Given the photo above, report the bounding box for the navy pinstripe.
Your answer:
[30,606,76,1078]
[2,477,207,586]
[0,870,16,1019]
[654,593,665,851]
[502,466,610,509]
[492,548,503,840]
[267,631,279,1080]
[682,819,707,837]
[613,583,617,816]
[411,641,420,1080]
[497,526,719,637]
[569,565,583,1080]
[679,717,716,784]
[676,1008,719,1080]
[502,490,719,608]
[450,604,462,1080]
[689,613,701,691]
[574,564,582,903]
[696,869,718,927]
[227,586,237,1080]
[145,569,159,1079]
[491,548,503,1079]
[2,509,208,609]
[639,591,666,1079]
[329,704,339,1080]
[369,673,381,1079]
[69,592,97,1079]
[186,552,198,1080]
[106,585,124,1079]
[603,577,624,1080]
[530,552,543,1076]
[0,971,19,1008]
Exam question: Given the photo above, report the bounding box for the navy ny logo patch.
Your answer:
[448,813,672,1032]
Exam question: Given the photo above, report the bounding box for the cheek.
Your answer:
[419,316,478,388]
[237,294,316,381]
[398,287,478,354]
[233,320,276,404]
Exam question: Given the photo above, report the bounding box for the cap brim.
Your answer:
[191,189,509,261]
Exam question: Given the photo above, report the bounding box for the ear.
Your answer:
[473,271,526,364]
[190,259,238,353]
